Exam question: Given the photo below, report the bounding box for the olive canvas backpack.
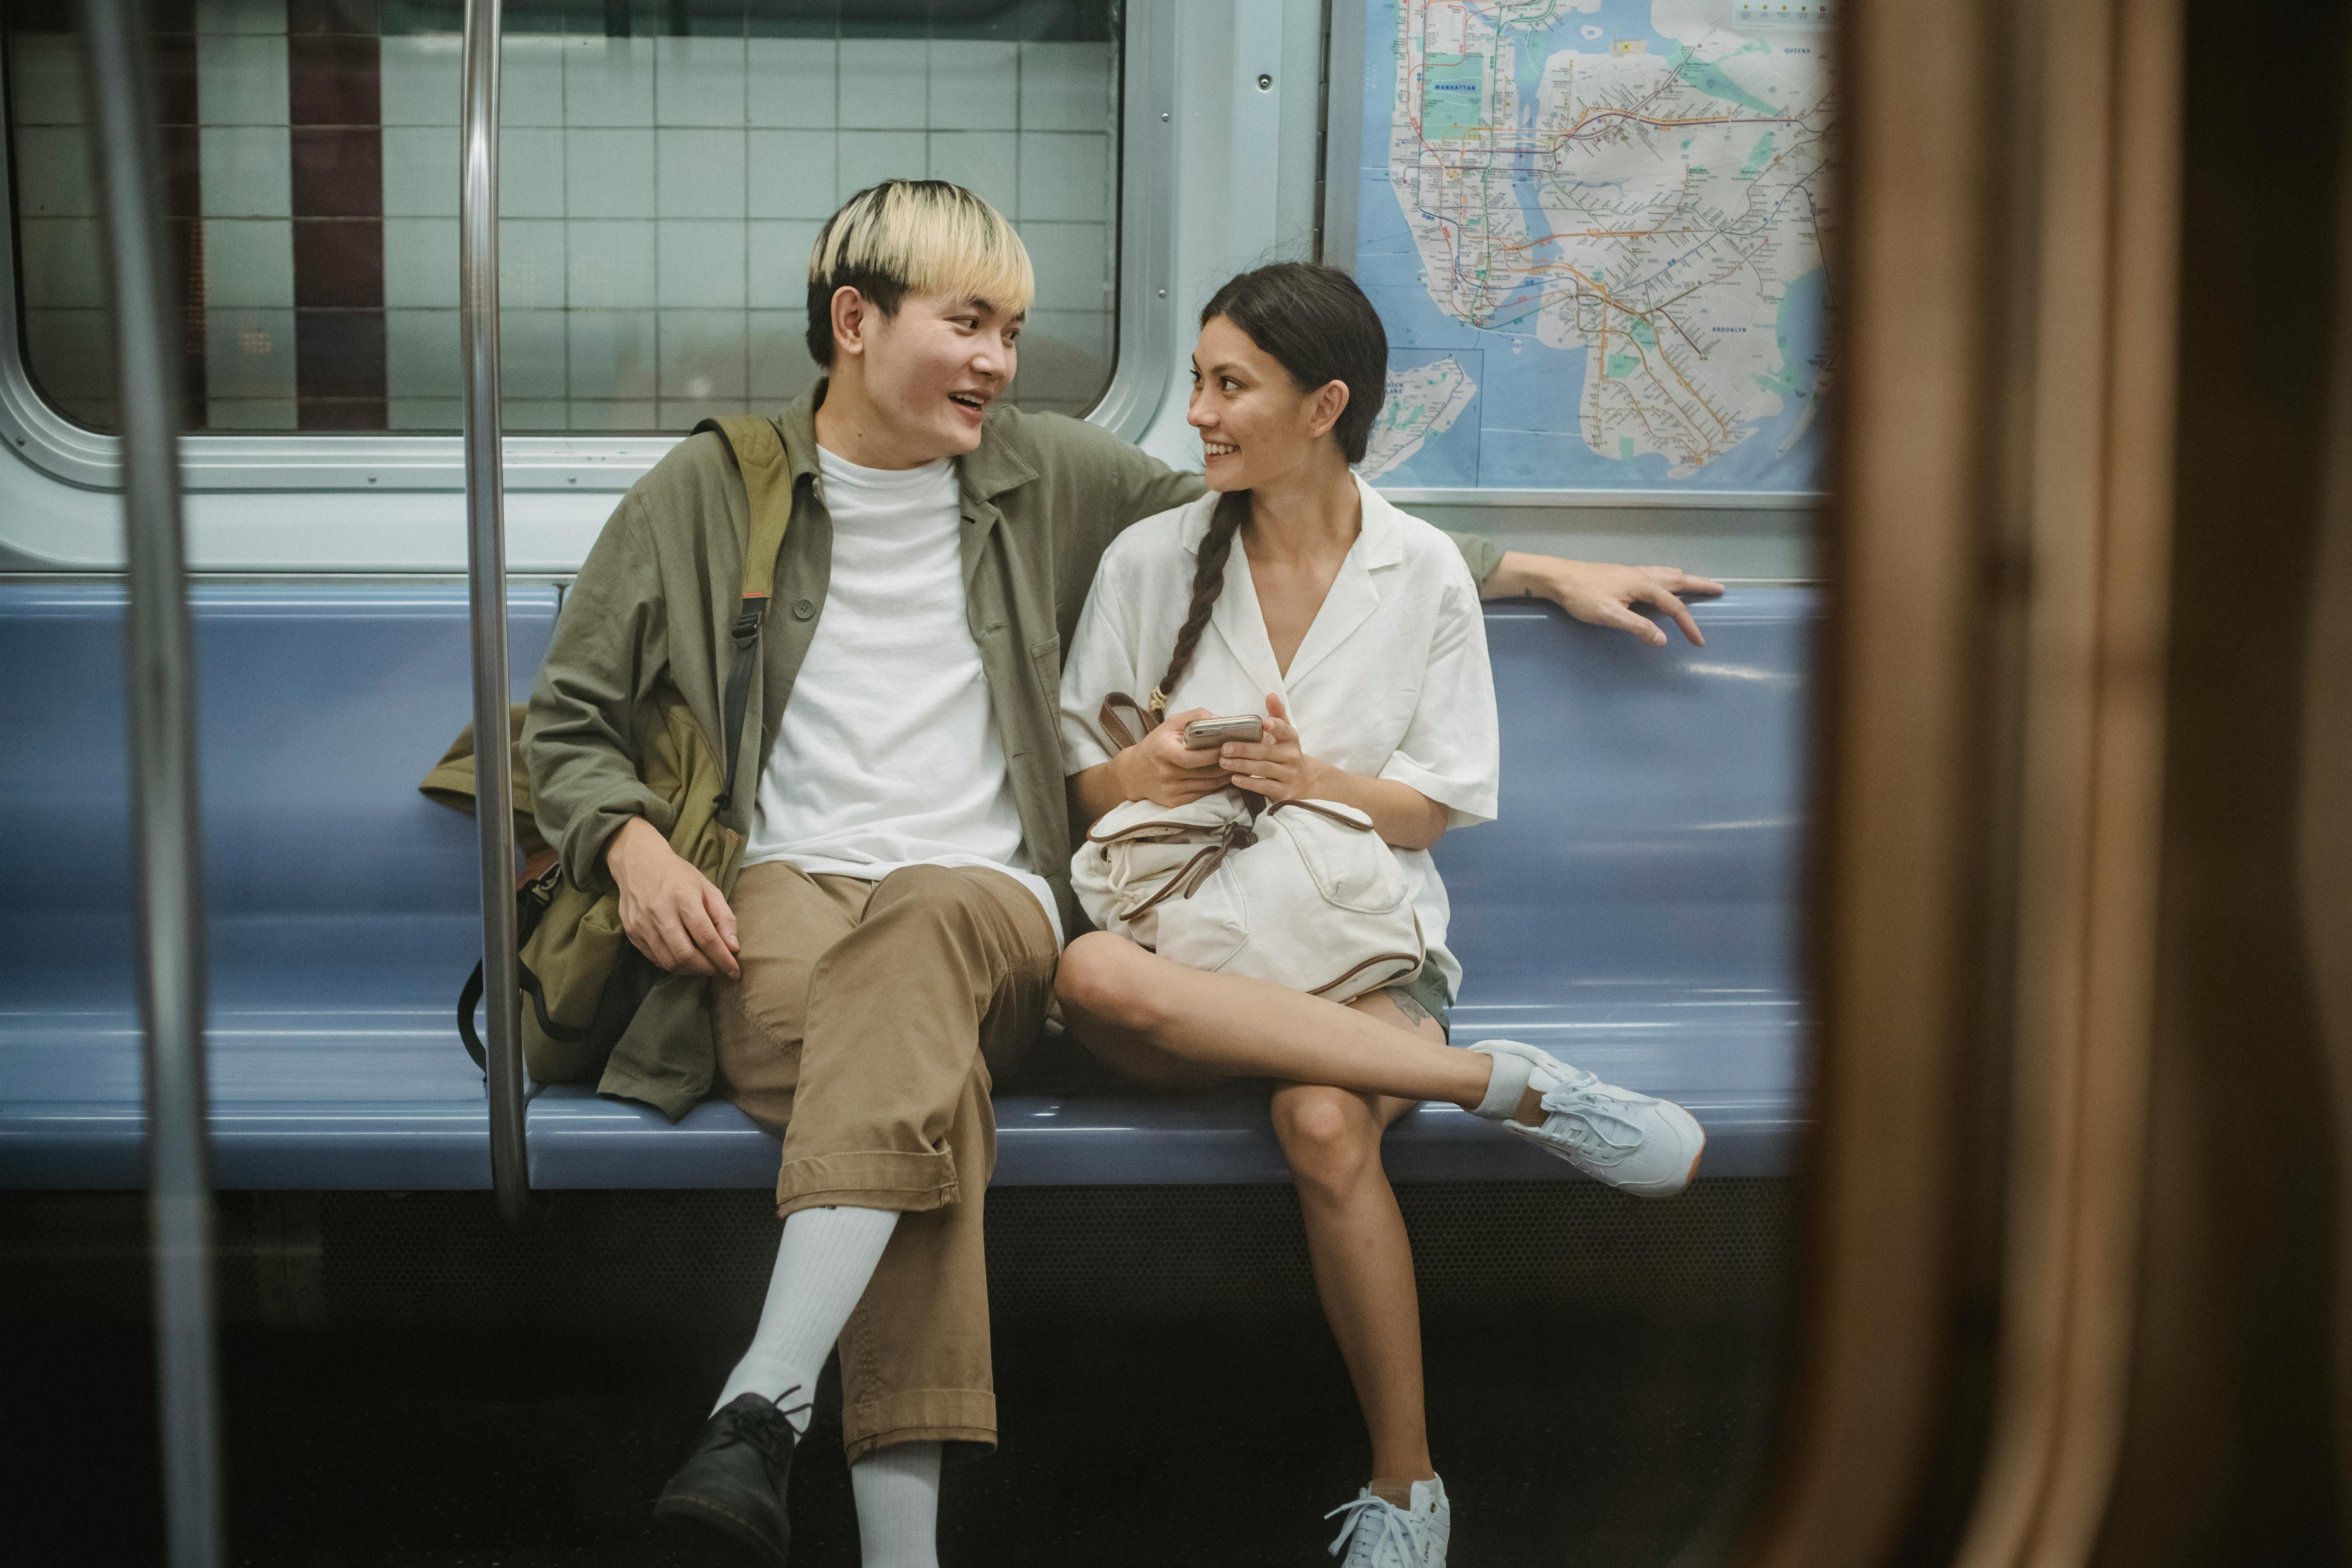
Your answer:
[418,414,793,1083]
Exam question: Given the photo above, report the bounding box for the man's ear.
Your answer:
[830,285,869,360]
[1307,379,1352,441]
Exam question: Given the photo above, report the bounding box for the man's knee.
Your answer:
[816,868,1003,997]
[1271,1086,1381,1193]
[867,864,998,930]
[1054,931,1171,1033]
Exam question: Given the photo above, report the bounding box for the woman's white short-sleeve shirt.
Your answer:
[1058,477,1501,1001]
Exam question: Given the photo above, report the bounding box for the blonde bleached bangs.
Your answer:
[802,180,1034,367]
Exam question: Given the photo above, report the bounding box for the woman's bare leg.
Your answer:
[1055,933,1492,1108]
[1272,990,1443,1485]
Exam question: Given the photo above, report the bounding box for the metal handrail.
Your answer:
[78,0,223,1560]
[460,0,529,1222]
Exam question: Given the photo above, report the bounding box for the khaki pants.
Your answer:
[713,860,1056,1464]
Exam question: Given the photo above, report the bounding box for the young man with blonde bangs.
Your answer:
[524,180,1721,1567]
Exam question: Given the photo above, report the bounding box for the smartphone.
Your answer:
[1183,714,1263,748]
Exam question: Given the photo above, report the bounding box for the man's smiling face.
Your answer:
[856,291,1023,462]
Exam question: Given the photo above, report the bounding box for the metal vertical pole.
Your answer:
[78,0,222,1562]
[460,0,529,1221]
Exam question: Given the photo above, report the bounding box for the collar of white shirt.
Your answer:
[1177,473,1411,696]
[1174,472,1405,571]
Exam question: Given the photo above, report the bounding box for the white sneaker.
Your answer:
[1468,1039,1706,1198]
[1325,1475,1450,1566]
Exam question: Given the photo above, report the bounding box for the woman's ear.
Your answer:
[1307,378,1352,441]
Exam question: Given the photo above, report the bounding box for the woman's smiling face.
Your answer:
[1186,314,1347,492]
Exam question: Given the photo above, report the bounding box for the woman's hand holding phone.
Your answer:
[1216,694,1330,804]
[1209,695,1449,848]
[1113,707,1231,807]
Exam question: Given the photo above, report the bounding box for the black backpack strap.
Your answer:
[456,956,589,1079]
[455,860,574,1078]
[456,962,489,1073]
[713,600,762,812]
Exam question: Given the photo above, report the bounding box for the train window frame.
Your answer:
[0,0,1173,496]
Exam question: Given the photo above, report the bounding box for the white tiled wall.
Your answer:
[7,27,98,426]
[191,0,296,431]
[373,30,1117,430]
[9,14,1117,434]
[194,0,285,35]
[201,125,295,217]
[8,26,149,430]
[4,25,82,125]
[205,307,297,401]
[194,32,290,127]
[18,217,103,309]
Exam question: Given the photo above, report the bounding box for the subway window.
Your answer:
[1,0,1120,436]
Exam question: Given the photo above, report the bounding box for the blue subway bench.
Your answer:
[0,581,1811,1192]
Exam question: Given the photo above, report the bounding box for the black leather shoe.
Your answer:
[653,1391,809,1565]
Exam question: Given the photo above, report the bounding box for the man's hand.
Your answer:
[1111,707,1232,808]
[1482,550,1725,648]
[604,816,740,979]
[1216,693,1328,804]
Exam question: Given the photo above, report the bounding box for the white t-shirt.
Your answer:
[741,445,1062,943]
[1058,479,1498,999]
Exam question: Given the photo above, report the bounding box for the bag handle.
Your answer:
[1118,818,1259,922]
[695,415,796,811]
[1098,691,1163,753]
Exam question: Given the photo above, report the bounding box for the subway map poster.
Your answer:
[1354,0,1835,492]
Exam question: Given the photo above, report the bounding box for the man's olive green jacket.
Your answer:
[523,384,1503,1120]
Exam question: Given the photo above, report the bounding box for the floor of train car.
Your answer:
[12,1313,1775,1566]
[2,1187,1786,1565]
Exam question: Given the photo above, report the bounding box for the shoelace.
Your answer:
[720,1386,814,1476]
[1537,1071,1650,1160]
[1325,1492,1424,1566]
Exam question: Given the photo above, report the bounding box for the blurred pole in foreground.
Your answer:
[78,0,223,1562]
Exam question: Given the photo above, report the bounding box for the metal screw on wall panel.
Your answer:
[1158,289,1168,298]
[1161,112,1170,121]
[1258,74,1272,90]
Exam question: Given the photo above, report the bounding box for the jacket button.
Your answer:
[793,598,815,619]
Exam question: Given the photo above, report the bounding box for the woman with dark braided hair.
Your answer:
[1055,264,1707,1566]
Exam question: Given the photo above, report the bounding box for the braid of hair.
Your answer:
[1152,490,1250,716]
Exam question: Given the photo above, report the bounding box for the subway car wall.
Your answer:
[18,2,2350,1568]
[0,5,1818,1564]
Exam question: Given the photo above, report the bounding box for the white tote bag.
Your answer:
[1072,788,1425,1004]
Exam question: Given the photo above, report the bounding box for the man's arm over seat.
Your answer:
[1479,551,1726,648]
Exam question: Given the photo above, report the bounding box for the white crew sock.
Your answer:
[852,1440,943,1568]
[713,1205,900,1426]
[1470,1046,1562,1122]
[1514,1061,1563,1124]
